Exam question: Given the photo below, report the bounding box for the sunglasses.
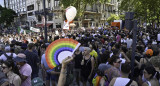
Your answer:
[1,66,7,69]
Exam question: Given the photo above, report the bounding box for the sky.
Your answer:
[0,0,4,7]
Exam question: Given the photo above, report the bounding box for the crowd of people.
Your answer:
[0,26,159,86]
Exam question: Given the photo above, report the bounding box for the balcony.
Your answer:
[84,9,101,15]
[53,7,63,12]
[105,2,114,6]
[100,18,106,21]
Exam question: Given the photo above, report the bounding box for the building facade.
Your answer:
[5,0,121,29]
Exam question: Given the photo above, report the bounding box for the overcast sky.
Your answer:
[0,0,4,7]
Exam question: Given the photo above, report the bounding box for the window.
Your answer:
[27,4,34,11]
[38,15,41,22]
[54,0,60,7]
[48,0,51,8]
[48,15,53,21]
[54,13,59,19]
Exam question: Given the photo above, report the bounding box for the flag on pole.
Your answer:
[18,27,24,34]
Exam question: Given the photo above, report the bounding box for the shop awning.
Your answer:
[36,23,53,27]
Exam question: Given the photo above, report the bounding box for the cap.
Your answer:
[13,53,26,62]
[31,77,44,86]
[146,49,153,56]
[98,63,111,73]
[5,46,10,52]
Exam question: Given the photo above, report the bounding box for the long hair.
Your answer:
[144,65,159,80]
[3,60,20,75]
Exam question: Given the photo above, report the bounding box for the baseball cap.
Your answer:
[31,77,44,86]
[146,49,153,56]
[13,53,27,62]
[98,63,111,73]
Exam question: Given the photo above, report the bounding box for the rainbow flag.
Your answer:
[92,74,102,86]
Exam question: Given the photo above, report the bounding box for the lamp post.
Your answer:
[43,0,48,43]
[0,10,1,29]
[37,0,40,11]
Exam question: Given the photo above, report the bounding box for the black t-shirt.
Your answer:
[74,52,83,69]
[24,50,39,75]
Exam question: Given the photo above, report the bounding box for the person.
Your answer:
[24,43,39,79]
[142,65,159,86]
[150,56,160,85]
[0,46,17,61]
[107,55,122,82]
[109,62,138,86]
[1,60,21,86]
[73,46,83,86]
[0,70,9,86]
[92,63,112,86]
[41,44,59,86]
[0,44,4,56]
[57,56,74,86]
[13,53,32,86]
[140,49,153,64]
[126,35,132,49]
[81,47,95,86]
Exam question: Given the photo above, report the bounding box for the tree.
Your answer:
[107,14,120,24]
[119,0,160,26]
[0,5,16,27]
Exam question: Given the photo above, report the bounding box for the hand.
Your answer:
[62,56,73,69]
[88,75,91,80]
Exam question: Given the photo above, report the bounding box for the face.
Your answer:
[83,48,90,56]
[143,69,152,80]
[16,62,23,69]
[113,59,122,68]
[1,64,10,74]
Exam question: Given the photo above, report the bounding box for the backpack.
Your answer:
[92,73,110,86]
[4,53,13,60]
[92,73,102,86]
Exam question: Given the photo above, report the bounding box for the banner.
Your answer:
[30,27,40,32]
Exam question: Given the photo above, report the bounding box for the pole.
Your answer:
[131,20,137,79]
[43,0,48,43]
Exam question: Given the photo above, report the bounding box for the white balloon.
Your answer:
[65,6,77,22]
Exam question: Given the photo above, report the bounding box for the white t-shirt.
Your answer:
[0,53,17,61]
[114,77,131,86]
[126,38,133,48]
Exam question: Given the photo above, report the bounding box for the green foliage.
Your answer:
[60,0,110,17]
[107,14,120,24]
[119,0,160,23]
[0,5,16,27]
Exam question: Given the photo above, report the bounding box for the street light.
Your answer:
[36,0,40,11]
[43,0,48,43]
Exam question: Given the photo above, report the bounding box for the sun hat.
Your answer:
[13,53,27,62]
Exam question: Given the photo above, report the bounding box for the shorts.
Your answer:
[46,72,57,81]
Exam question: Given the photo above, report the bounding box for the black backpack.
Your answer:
[4,53,13,60]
